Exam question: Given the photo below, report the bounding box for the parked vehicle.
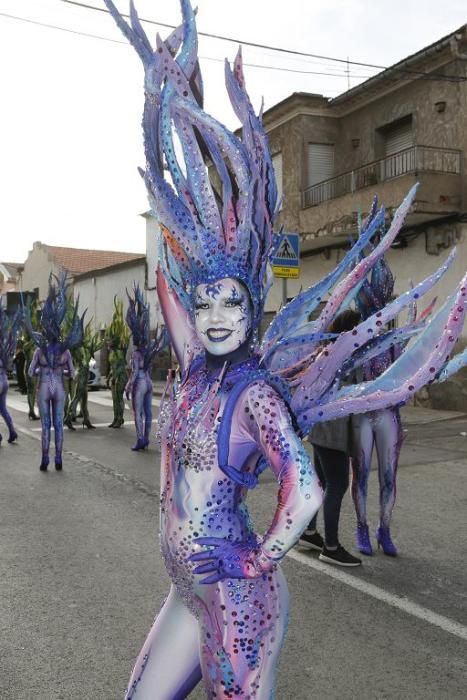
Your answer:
[88,358,101,390]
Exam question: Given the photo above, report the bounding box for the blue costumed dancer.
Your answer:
[104,2,467,697]
[0,303,22,445]
[350,203,438,556]
[351,225,404,556]
[125,284,167,451]
[26,274,84,471]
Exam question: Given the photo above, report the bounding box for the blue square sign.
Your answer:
[272,232,300,278]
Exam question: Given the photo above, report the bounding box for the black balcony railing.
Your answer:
[302,145,462,208]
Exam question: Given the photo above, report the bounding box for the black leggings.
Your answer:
[308,444,350,548]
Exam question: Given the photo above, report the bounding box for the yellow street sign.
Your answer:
[272,265,300,279]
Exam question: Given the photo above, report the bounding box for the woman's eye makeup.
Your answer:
[224,298,242,307]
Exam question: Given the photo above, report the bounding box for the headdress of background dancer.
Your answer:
[125,283,167,364]
[0,303,22,370]
[24,272,84,354]
[104,0,279,355]
[354,199,395,321]
[126,284,151,351]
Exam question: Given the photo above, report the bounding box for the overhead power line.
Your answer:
[60,0,466,82]
[0,11,373,79]
[0,9,124,44]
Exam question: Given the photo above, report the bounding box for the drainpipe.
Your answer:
[450,34,467,212]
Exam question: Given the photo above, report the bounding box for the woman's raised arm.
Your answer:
[156,267,202,375]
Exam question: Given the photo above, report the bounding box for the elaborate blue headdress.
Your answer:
[353,198,395,320]
[0,303,22,370]
[24,273,85,352]
[126,283,168,368]
[104,0,277,329]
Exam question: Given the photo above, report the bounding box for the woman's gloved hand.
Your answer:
[189,536,277,584]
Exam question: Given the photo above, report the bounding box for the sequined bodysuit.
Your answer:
[125,289,322,699]
[126,350,153,449]
[0,359,17,443]
[351,348,403,549]
[29,346,75,467]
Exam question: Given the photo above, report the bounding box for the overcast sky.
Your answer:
[1,0,466,263]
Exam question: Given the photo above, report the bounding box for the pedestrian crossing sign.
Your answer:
[272,232,300,279]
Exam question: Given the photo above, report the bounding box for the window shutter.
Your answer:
[307,143,335,187]
[272,152,283,209]
[384,121,413,156]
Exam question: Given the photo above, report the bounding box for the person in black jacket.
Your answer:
[299,310,362,567]
[13,342,27,394]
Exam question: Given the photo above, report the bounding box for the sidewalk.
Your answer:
[400,404,467,424]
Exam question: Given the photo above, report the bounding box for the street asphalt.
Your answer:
[1,389,466,699]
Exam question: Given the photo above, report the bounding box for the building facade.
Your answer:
[73,258,147,332]
[0,262,23,296]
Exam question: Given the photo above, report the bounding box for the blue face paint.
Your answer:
[195,278,252,356]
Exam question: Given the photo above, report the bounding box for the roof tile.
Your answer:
[44,245,145,276]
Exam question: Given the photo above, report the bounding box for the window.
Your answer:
[381,116,414,179]
[272,152,283,210]
[383,117,413,156]
[307,143,335,187]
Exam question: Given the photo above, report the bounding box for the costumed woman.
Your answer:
[125,284,166,451]
[0,303,22,445]
[104,2,467,697]
[65,320,103,430]
[105,298,130,429]
[350,221,435,557]
[27,274,84,471]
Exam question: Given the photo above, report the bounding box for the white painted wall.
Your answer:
[144,213,165,329]
[145,213,159,293]
[20,242,62,300]
[74,261,146,331]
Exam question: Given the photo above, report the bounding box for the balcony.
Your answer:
[302,146,462,209]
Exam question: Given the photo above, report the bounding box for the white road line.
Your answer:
[288,548,467,642]
[87,395,160,408]
[17,425,40,440]
[6,397,29,413]
[7,395,160,411]
[87,395,127,408]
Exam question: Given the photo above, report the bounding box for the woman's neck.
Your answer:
[205,339,252,372]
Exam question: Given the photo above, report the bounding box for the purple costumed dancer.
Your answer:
[125,284,167,451]
[0,303,22,446]
[26,274,84,471]
[351,209,404,556]
[104,1,467,697]
[350,203,438,556]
